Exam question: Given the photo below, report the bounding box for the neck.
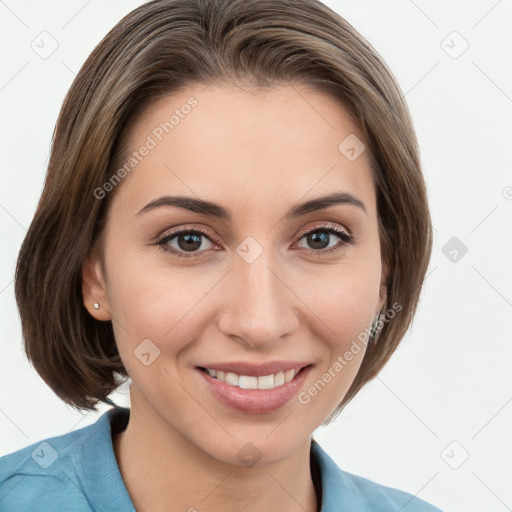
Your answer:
[113,399,319,512]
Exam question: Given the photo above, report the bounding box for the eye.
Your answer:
[156,226,219,258]
[294,222,354,254]
[155,222,354,258]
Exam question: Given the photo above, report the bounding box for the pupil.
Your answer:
[178,233,202,252]
[308,231,329,250]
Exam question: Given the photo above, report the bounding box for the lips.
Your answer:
[196,363,313,414]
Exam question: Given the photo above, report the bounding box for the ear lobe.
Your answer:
[82,255,112,321]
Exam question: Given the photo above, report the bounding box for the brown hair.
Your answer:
[15,0,432,413]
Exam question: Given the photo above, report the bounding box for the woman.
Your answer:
[0,0,442,510]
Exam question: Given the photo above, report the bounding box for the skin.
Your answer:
[83,82,387,512]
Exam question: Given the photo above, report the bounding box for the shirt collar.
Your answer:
[78,406,135,512]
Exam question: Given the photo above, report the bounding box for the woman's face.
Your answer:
[85,82,386,465]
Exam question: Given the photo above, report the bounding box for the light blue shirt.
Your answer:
[0,406,443,511]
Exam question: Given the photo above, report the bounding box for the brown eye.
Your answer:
[295,223,354,254]
[156,227,217,258]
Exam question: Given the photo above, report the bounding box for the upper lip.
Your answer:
[197,361,312,377]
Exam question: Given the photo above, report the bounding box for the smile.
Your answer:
[199,367,302,390]
[196,364,313,414]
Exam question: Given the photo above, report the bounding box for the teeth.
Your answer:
[204,368,301,389]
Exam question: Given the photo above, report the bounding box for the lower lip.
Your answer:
[196,365,313,414]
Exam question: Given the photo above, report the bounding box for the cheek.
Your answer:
[297,257,381,340]
[104,247,216,354]
[290,262,381,421]
[111,261,378,338]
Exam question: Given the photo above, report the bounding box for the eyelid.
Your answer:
[294,221,351,241]
[155,224,218,243]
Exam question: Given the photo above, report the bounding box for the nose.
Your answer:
[217,247,300,350]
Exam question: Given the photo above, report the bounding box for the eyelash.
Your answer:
[155,222,355,258]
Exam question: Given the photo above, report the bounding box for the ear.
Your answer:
[82,252,112,321]
[377,259,389,314]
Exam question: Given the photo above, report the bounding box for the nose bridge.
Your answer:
[218,242,298,347]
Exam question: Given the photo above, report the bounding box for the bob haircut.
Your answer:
[15,0,432,415]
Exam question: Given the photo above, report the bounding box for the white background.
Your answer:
[1,1,511,511]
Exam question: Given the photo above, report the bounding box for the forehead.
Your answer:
[112,82,377,219]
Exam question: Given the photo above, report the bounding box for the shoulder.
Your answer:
[333,469,443,512]
[0,420,94,510]
[311,439,444,512]
[0,407,130,512]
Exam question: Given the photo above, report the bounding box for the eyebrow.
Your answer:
[135,191,367,220]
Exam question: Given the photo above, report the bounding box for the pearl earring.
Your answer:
[93,303,100,310]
